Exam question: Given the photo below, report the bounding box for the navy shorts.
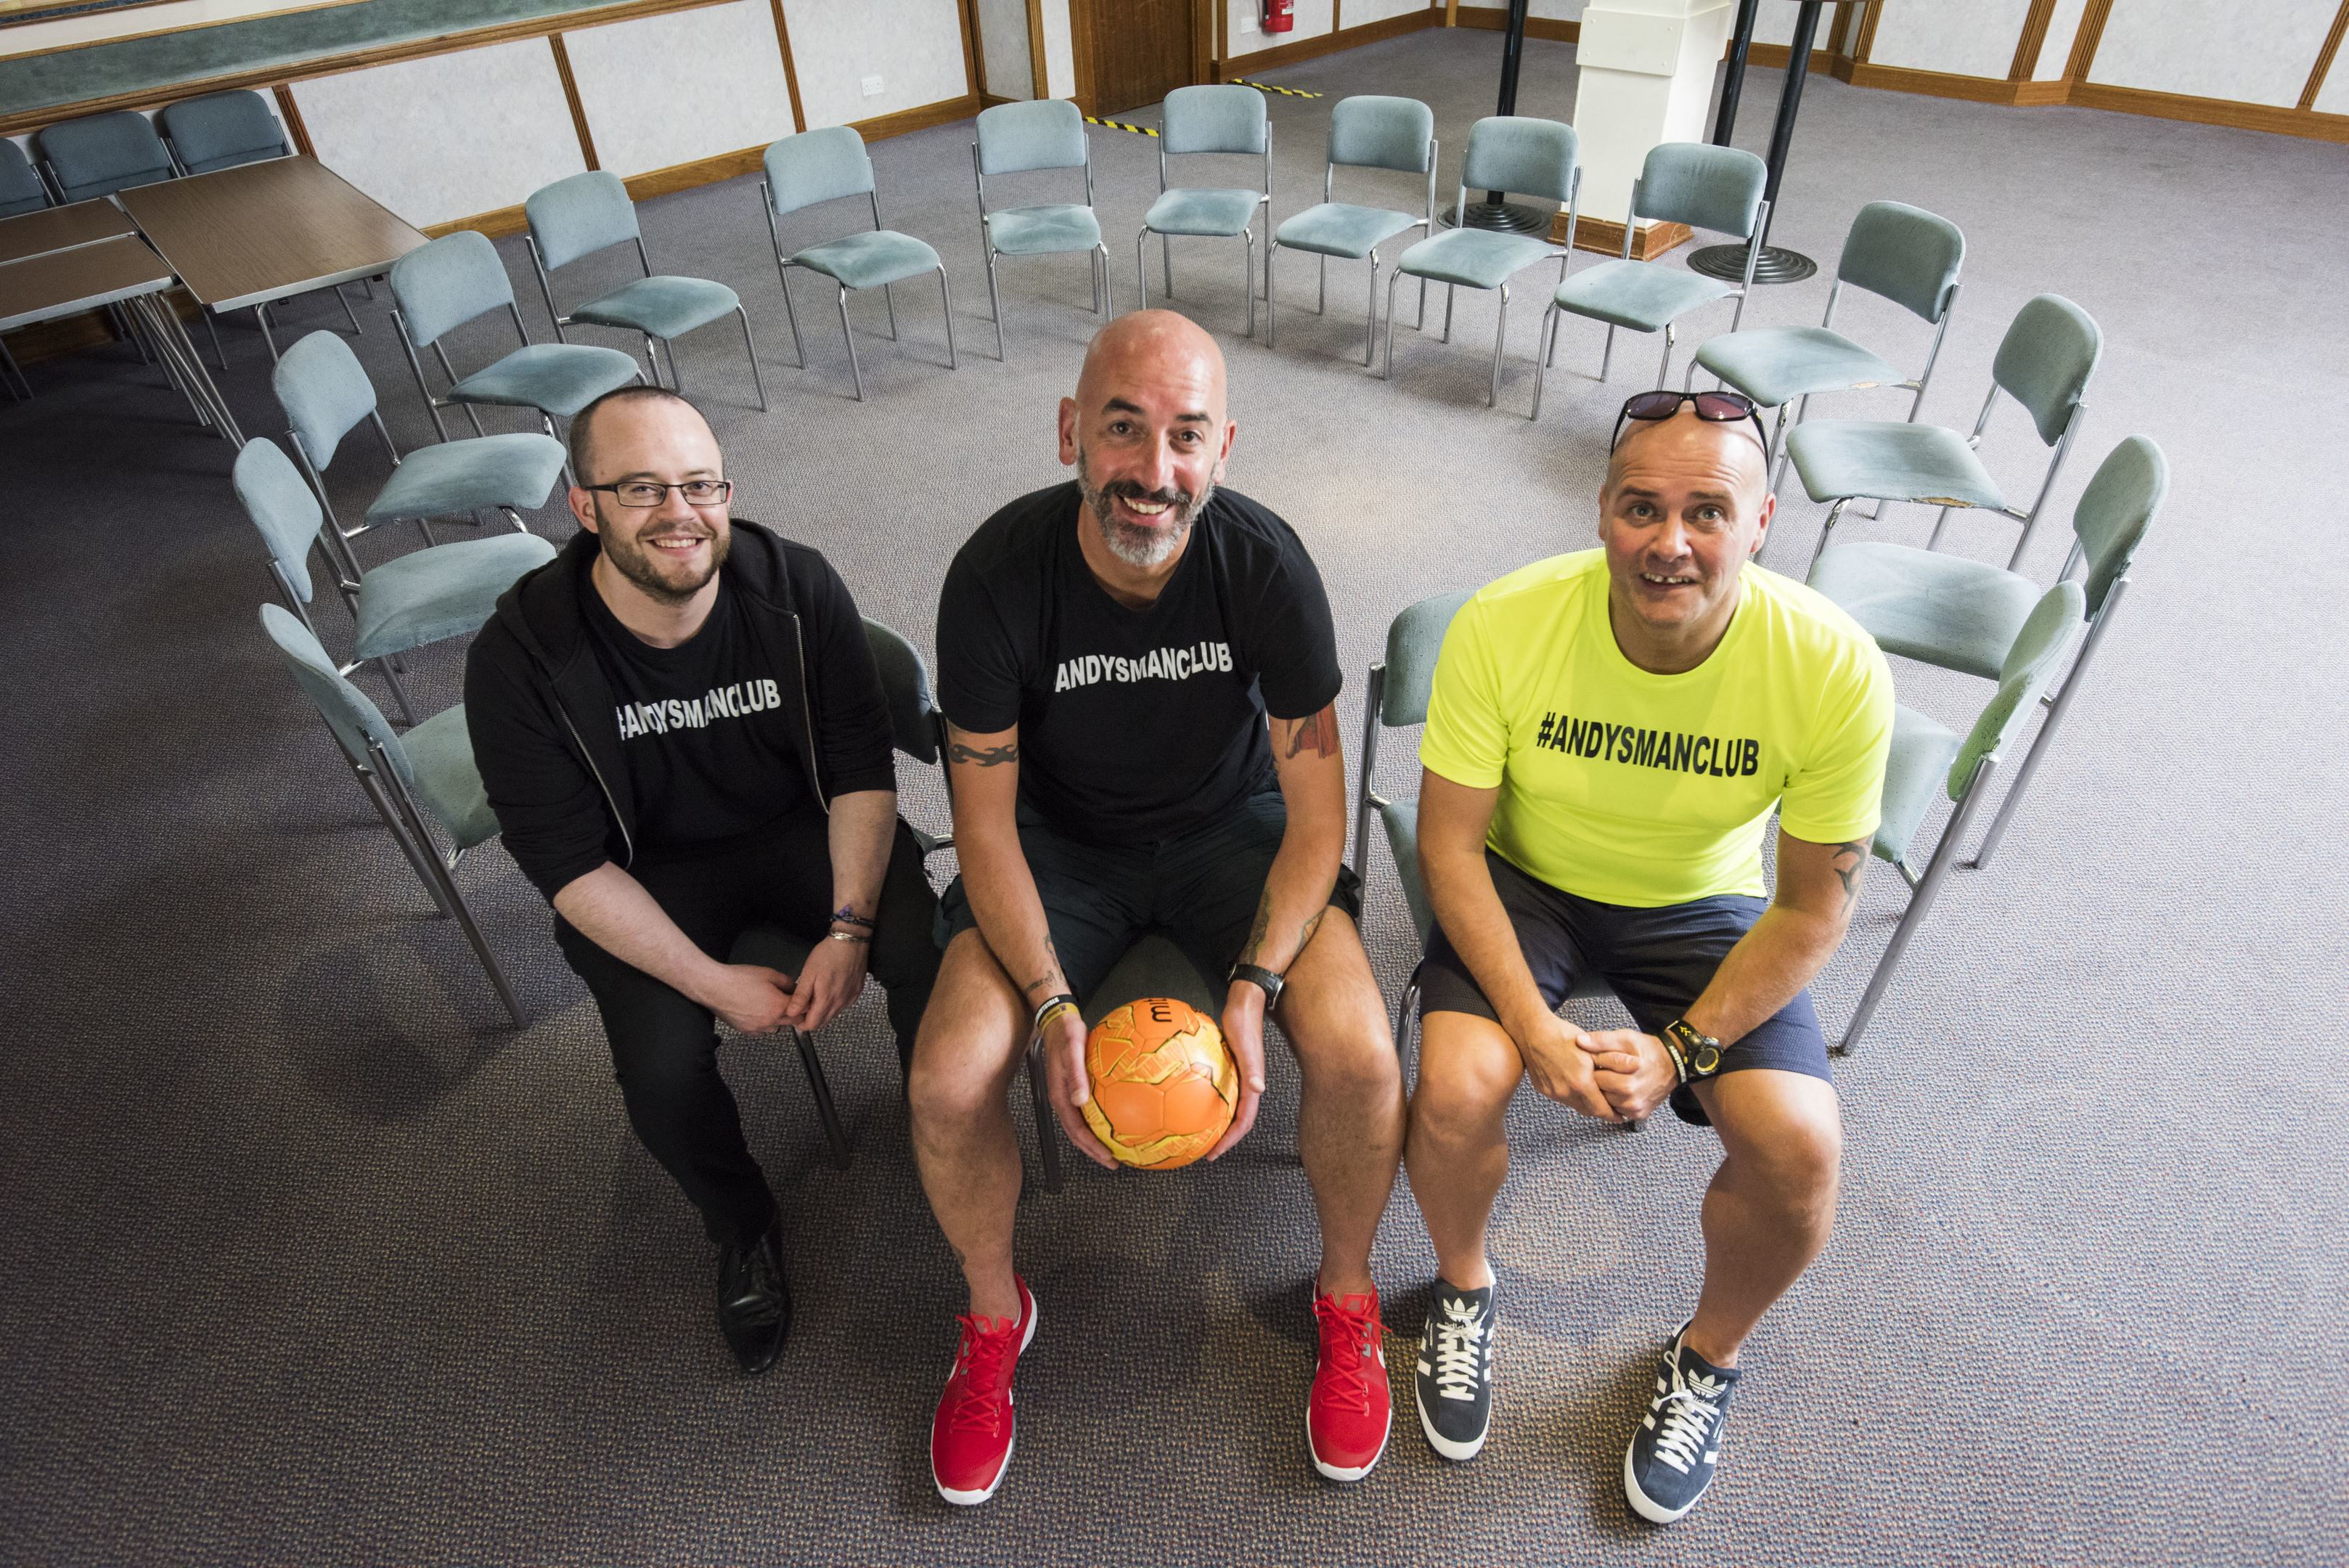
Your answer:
[938,788,1364,1002]
[1418,851,1831,1128]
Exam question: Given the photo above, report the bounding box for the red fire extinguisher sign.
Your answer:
[1264,0,1294,33]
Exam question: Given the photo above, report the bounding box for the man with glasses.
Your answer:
[465,385,939,1375]
[1401,391,1893,1524]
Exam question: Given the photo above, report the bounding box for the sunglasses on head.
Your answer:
[1609,390,1769,454]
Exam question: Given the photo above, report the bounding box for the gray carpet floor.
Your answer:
[2,25,2342,1566]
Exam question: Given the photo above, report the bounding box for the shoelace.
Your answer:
[946,1315,1019,1437]
[1430,1305,1487,1401]
[1649,1369,1728,1475]
[1312,1294,1379,1416]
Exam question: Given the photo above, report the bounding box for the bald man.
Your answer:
[1403,391,1893,1524]
[910,312,1405,1503]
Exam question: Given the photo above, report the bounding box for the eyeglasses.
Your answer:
[583,479,733,508]
[1609,391,1768,454]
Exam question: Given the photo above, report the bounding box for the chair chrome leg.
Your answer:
[1243,227,1256,338]
[1417,275,1427,330]
[793,1027,853,1169]
[1266,243,1278,347]
[1318,254,1326,315]
[1135,228,1151,310]
[838,286,864,401]
[354,763,456,920]
[1442,282,1455,343]
[642,336,663,388]
[368,742,528,1026]
[1489,284,1509,408]
[1599,323,1616,382]
[337,284,364,336]
[1162,231,1173,298]
[1838,761,1996,1055]
[1097,245,1113,318]
[203,309,229,375]
[735,306,769,411]
[1927,505,1956,550]
[987,251,1006,361]
[1970,591,2117,870]
[1656,321,1676,388]
[937,267,957,369]
[1091,247,1102,316]
[375,656,420,725]
[1531,306,1556,420]
[1026,1034,1063,1194]
[1383,268,1401,380]
[777,268,806,367]
[1364,256,1379,367]
[1809,497,1852,570]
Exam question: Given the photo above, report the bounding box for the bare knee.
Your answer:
[908,936,1024,1135]
[1710,1073,1842,1215]
[1408,1015,1521,1151]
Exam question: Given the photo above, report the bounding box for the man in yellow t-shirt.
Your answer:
[1402,391,1893,1527]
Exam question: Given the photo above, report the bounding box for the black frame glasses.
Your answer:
[583,479,734,508]
[1609,391,1768,454]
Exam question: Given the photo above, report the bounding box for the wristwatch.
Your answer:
[1661,1018,1723,1084]
[1227,961,1286,1011]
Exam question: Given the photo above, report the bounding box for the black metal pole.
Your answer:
[1756,0,1822,253]
[1687,0,1822,285]
[1448,0,1545,232]
[1712,0,1762,145]
[1489,0,1531,202]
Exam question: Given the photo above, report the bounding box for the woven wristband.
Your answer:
[1032,993,1079,1034]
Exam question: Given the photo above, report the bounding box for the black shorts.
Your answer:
[938,787,1364,1002]
[1418,851,1831,1128]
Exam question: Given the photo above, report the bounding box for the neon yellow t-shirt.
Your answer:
[1419,550,1894,907]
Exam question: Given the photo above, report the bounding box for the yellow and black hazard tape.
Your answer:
[1084,115,1160,136]
[1233,78,1323,98]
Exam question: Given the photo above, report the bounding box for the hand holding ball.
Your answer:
[1079,997,1238,1169]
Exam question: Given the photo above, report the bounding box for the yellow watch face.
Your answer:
[1693,1043,1722,1075]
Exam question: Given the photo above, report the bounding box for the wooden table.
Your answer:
[0,200,138,266]
[119,155,429,359]
[0,234,244,442]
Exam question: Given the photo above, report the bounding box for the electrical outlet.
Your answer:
[861,74,885,97]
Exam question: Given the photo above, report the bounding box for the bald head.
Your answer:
[1073,309,1228,426]
[1058,311,1238,577]
[1603,407,1769,507]
[569,384,708,484]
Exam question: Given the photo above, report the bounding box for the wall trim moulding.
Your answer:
[1831,56,2349,142]
[1214,4,1439,81]
[1453,5,1575,44]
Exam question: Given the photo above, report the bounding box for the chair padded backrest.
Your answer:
[2073,435,2166,618]
[862,616,938,764]
[1837,200,1964,324]
[37,111,175,203]
[1948,579,2083,799]
[1161,83,1267,156]
[977,98,1088,176]
[235,438,326,605]
[272,328,377,472]
[1381,589,1476,727]
[765,127,878,218]
[1329,95,1435,176]
[261,603,414,788]
[390,229,514,348]
[0,136,52,216]
[1461,116,1577,206]
[526,170,640,272]
[160,90,288,175]
[1633,142,1765,237]
[1993,293,2101,446]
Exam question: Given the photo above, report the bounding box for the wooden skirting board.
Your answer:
[1213,6,1439,81]
[1553,213,1693,261]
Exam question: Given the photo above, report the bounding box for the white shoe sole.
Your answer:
[1307,1400,1392,1482]
[1622,1443,1702,1524]
[1413,1381,1489,1461]
[931,1285,1041,1506]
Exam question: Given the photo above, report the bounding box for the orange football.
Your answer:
[1079,997,1238,1170]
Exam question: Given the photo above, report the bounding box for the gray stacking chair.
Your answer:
[1838,580,2084,1055]
[1533,142,1767,415]
[1268,94,1437,366]
[274,328,566,561]
[386,229,643,447]
[1386,116,1580,407]
[1809,435,2164,872]
[1136,84,1272,335]
[36,110,174,204]
[761,128,952,401]
[973,99,1111,360]
[1355,590,1614,1066]
[1789,293,2102,571]
[1692,200,1964,491]
[259,602,526,1026]
[236,436,555,726]
[0,136,52,217]
[526,171,766,411]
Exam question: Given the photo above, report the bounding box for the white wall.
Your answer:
[1039,0,1076,97]
[976,0,1035,97]
[1529,1,1591,22]
[2031,0,2091,78]
[1868,0,2035,80]
[2316,54,2349,112]
[293,39,587,229]
[1347,0,1434,25]
[564,0,797,178]
[2089,0,2335,106]
[779,0,968,127]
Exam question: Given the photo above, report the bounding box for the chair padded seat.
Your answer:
[569,274,739,340]
[366,432,568,524]
[1378,796,1608,1001]
[1787,419,2008,510]
[1080,931,1220,1025]
[403,701,503,852]
[1552,259,1733,332]
[792,228,943,290]
[352,532,557,662]
[986,203,1103,256]
[1808,542,2040,682]
[1397,227,1557,290]
[1873,703,1962,868]
[1275,202,1422,260]
[1695,326,1909,409]
[444,343,642,418]
[1144,187,1262,237]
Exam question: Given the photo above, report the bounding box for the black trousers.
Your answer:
[555,812,941,1246]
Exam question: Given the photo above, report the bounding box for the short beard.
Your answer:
[1075,443,1212,569]
[599,509,730,606]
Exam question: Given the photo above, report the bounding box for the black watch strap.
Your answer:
[1663,1018,1723,1081]
[1228,961,1286,1010]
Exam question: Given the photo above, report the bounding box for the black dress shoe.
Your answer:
[716,1223,793,1374]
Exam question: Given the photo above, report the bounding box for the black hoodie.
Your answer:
[462,520,896,903]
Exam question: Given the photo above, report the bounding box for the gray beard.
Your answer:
[1074,445,1212,568]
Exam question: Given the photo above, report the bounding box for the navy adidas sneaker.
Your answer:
[1413,1278,1496,1460]
[1623,1321,1741,1524]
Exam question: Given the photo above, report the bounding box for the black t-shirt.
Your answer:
[936,481,1341,844]
[580,572,806,859]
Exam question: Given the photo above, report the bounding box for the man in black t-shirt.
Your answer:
[911,312,1405,1504]
[465,386,939,1376]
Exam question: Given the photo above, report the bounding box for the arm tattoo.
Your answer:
[1280,706,1341,761]
[949,740,1018,767]
[1294,909,1324,957]
[1023,940,1061,999]
[1830,838,1868,909]
[1242,888,1273,964]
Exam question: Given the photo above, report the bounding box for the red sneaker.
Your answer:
[1308,1285,1392,1481]
[930,1276,1037,1506]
